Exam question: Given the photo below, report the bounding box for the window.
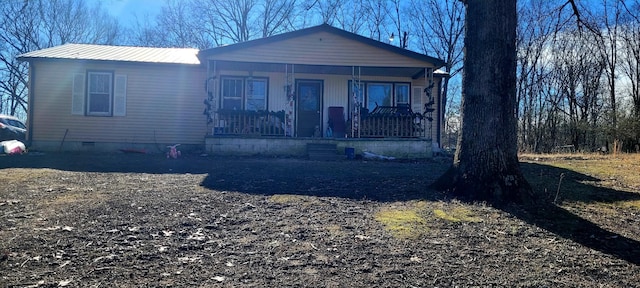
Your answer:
[221,77,268,111]
[222,78,243,110]
[72,72,126,116]
[87,72,113,115]
[348,81,410,112]
[395,84,410,105]
[367,83,392,111]
[246,79,267,111]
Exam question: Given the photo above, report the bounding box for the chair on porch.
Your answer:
[328,106,346,138]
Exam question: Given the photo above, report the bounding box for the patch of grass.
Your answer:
[619,200,640,210]
[375,207,428,239]
[433,207,482,223]
[521,153,640,208]
[268,194,304,203]
[268,194,316,204]
[375,202,483,239]
[325,224,346,238]
[51,192,105,206]
[521,153,640,189]
[0,168,55,184]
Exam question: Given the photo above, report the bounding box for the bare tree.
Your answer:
[620,1,640,117]
[0,1,33,116]
[362,0,390,41]
[598,0,623,149]
[259,0,299,37]
[515,0,634,153]
[0,0,120,117]
[618,0,640,150]
[304,0,343,25]
[552,30,606,150]
[387,0,409,49]
[333,0,367,33]
[408,0,464,146]
[516,0,558,152]
[193,0,257,43]
[144,0,300,48]
[152,0,206,48]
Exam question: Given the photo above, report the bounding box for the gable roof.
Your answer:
[199,24,445,68]
[18,43,200,65]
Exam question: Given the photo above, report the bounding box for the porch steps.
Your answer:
[307,143,342,161]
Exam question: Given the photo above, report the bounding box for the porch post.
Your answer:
[205,60,218,135]
[424,68,435,141]
[285,64,295,137]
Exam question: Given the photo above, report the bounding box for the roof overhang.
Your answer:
[17,43,201,65]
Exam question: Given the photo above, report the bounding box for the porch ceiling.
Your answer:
[211,60,431,79]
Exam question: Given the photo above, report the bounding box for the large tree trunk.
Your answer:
[433,0,532,204]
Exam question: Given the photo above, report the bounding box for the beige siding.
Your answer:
[208,32,432,68]
[30,60,207,145]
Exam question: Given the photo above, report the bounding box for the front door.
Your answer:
[296,80,322,137]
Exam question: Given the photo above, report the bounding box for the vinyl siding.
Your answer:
[207,32,432,68]
[29,60,207,145]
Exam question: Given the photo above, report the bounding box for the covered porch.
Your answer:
[200,60,440,158]
[198,24,445,158]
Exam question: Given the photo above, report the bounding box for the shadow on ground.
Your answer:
[2,152,448,202]
[199,156,449,202]
[1,152,216,174]
[507,162,640,265]
[202,159,640,265]
[3,153,639,265]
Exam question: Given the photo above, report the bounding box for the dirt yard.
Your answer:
[1,153,639,287]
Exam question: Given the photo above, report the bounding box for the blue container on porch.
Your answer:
[345,147,355,159]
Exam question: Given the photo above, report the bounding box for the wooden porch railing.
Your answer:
[214,110,286,136]
[359,114,426,138]
[356,105,427,138]
[213,107,427,138]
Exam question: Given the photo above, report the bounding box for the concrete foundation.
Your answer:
[27,137,433,159]
[205,136,433,159]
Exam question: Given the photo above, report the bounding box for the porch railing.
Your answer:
[212,108,427,138]
[359,114,426,138]
[214,110,286,136]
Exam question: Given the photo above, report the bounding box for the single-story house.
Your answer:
[18,24,447,158]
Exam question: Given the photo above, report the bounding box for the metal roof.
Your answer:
[18,43,200,65]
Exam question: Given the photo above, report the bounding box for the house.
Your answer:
[18,24,446,158]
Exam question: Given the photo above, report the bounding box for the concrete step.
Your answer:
[307,143,342,161]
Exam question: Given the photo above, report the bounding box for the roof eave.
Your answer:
[16,56,201,66]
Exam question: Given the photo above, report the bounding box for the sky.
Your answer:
[89,0,168,25]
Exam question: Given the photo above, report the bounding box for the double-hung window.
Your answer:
[395,84,410,105]
[221,77,243,110]
[87,72,113,116]
[246,79,267,111]
[221,76,268,111]
[72,71,127,116]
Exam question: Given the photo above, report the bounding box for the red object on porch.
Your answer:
[328,106,346,137]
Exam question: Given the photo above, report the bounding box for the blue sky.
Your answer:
[89,0,168,25]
